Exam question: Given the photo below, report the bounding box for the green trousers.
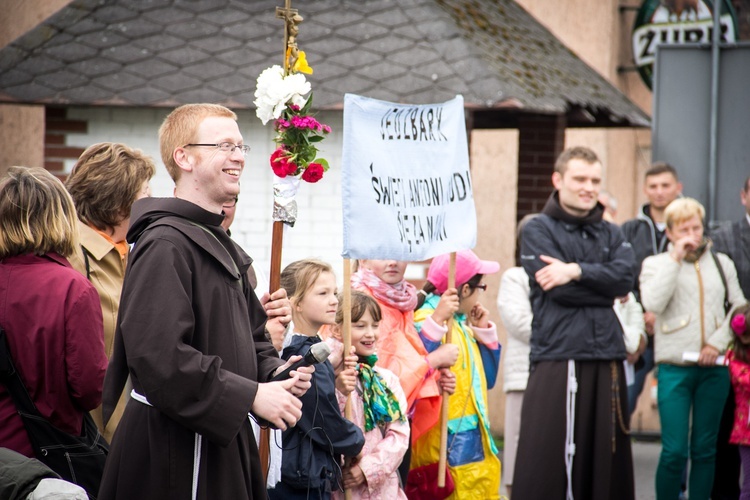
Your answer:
[656,364,730,500]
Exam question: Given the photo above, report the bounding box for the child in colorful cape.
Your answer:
[352,260,458,482]
[269,259,365,500]
[327,291,418,499]
[726,304,750,499]
[412,249,502,500]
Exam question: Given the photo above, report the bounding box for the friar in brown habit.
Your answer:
[99,104,312,500]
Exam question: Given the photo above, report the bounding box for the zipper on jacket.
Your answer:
[695,261,706,347]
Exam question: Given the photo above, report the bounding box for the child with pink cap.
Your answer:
[409,249,502,500]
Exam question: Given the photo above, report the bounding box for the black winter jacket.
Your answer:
[621,204,669,300]
[279,335,365,491]
[520,193,636,364]
[0,448,61,499]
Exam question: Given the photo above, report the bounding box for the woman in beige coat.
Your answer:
[640,197,746,500]
[65,142,155,442]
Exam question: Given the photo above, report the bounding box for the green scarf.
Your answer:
[357,355,405,432]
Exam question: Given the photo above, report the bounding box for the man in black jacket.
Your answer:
[709,175,750,500]
[713,175,750,297]
[621,162,682,416]
[512,146,636,500]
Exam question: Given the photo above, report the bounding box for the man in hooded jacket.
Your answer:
[98,104,311,499]
[512,146,636,500]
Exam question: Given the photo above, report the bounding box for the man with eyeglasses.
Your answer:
[99,103,313,499]
[513,147,636,499]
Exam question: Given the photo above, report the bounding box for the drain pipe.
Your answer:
[708,0,721,223]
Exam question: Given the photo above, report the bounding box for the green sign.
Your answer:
[632,0,738,89]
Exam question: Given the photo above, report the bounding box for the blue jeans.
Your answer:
[628,342,655,416]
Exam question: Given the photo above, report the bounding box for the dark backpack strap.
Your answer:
[710,250,730,314]
[0,326,14,379]
[0,326,42,416]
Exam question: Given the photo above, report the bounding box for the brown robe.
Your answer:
[99,198,283,500]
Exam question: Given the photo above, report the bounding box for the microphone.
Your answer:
[271,342,331,381]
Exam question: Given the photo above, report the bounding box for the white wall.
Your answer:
[65,107,426,283]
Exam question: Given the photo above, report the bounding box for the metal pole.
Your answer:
[708,0,722,223]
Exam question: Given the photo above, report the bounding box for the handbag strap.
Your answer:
[0,325,45,418]
[710,250,731,314]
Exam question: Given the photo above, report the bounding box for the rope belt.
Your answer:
[565,360,577,500]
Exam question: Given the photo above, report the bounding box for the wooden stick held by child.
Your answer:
[328,291,410,500]
[268,259,365,500]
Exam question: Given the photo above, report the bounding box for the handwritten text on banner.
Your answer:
[341,94,477,261]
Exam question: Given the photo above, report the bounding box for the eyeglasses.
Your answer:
[184,142,251,157]
[472,283,488,292]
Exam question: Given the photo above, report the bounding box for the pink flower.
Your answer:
[290,115,323,131]
[290,115,307,128]
[732,314,747,337]
[275,118,291,130]
[270,148,298,177]
[322,124,332,133]
[301,163,324,183]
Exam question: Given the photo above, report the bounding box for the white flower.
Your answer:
[254,65,311,125]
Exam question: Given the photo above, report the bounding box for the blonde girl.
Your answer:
[270,259,365,500]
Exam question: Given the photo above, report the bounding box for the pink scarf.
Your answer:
[351,267,418,312]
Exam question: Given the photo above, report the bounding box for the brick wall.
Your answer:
[45,107,86,180]
[515,113,566,220]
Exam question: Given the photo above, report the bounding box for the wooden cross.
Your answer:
[275,0,303,74]
[259,2,305,483]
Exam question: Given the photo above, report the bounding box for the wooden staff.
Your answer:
[342,259,353,419]
[268,222,284,292]
[260,0,302,483]
[437,252,456,488]
[259,222,283,482]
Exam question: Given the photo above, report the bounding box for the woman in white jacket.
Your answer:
[640,198,746,500]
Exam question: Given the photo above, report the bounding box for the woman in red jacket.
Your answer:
[0,166,108,457]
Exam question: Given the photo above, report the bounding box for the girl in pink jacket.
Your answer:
[727,304,750,499]
[328,291,411,500]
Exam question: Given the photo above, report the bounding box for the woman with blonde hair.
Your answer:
[0,166,107,465]
[640,197,747,499]
[65,142,155,441]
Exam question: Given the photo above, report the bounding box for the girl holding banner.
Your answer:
[411,250,502,500]
[328,291,410,499]
[351,260,458,482]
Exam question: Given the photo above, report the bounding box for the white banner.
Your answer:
[341,94,476,261]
